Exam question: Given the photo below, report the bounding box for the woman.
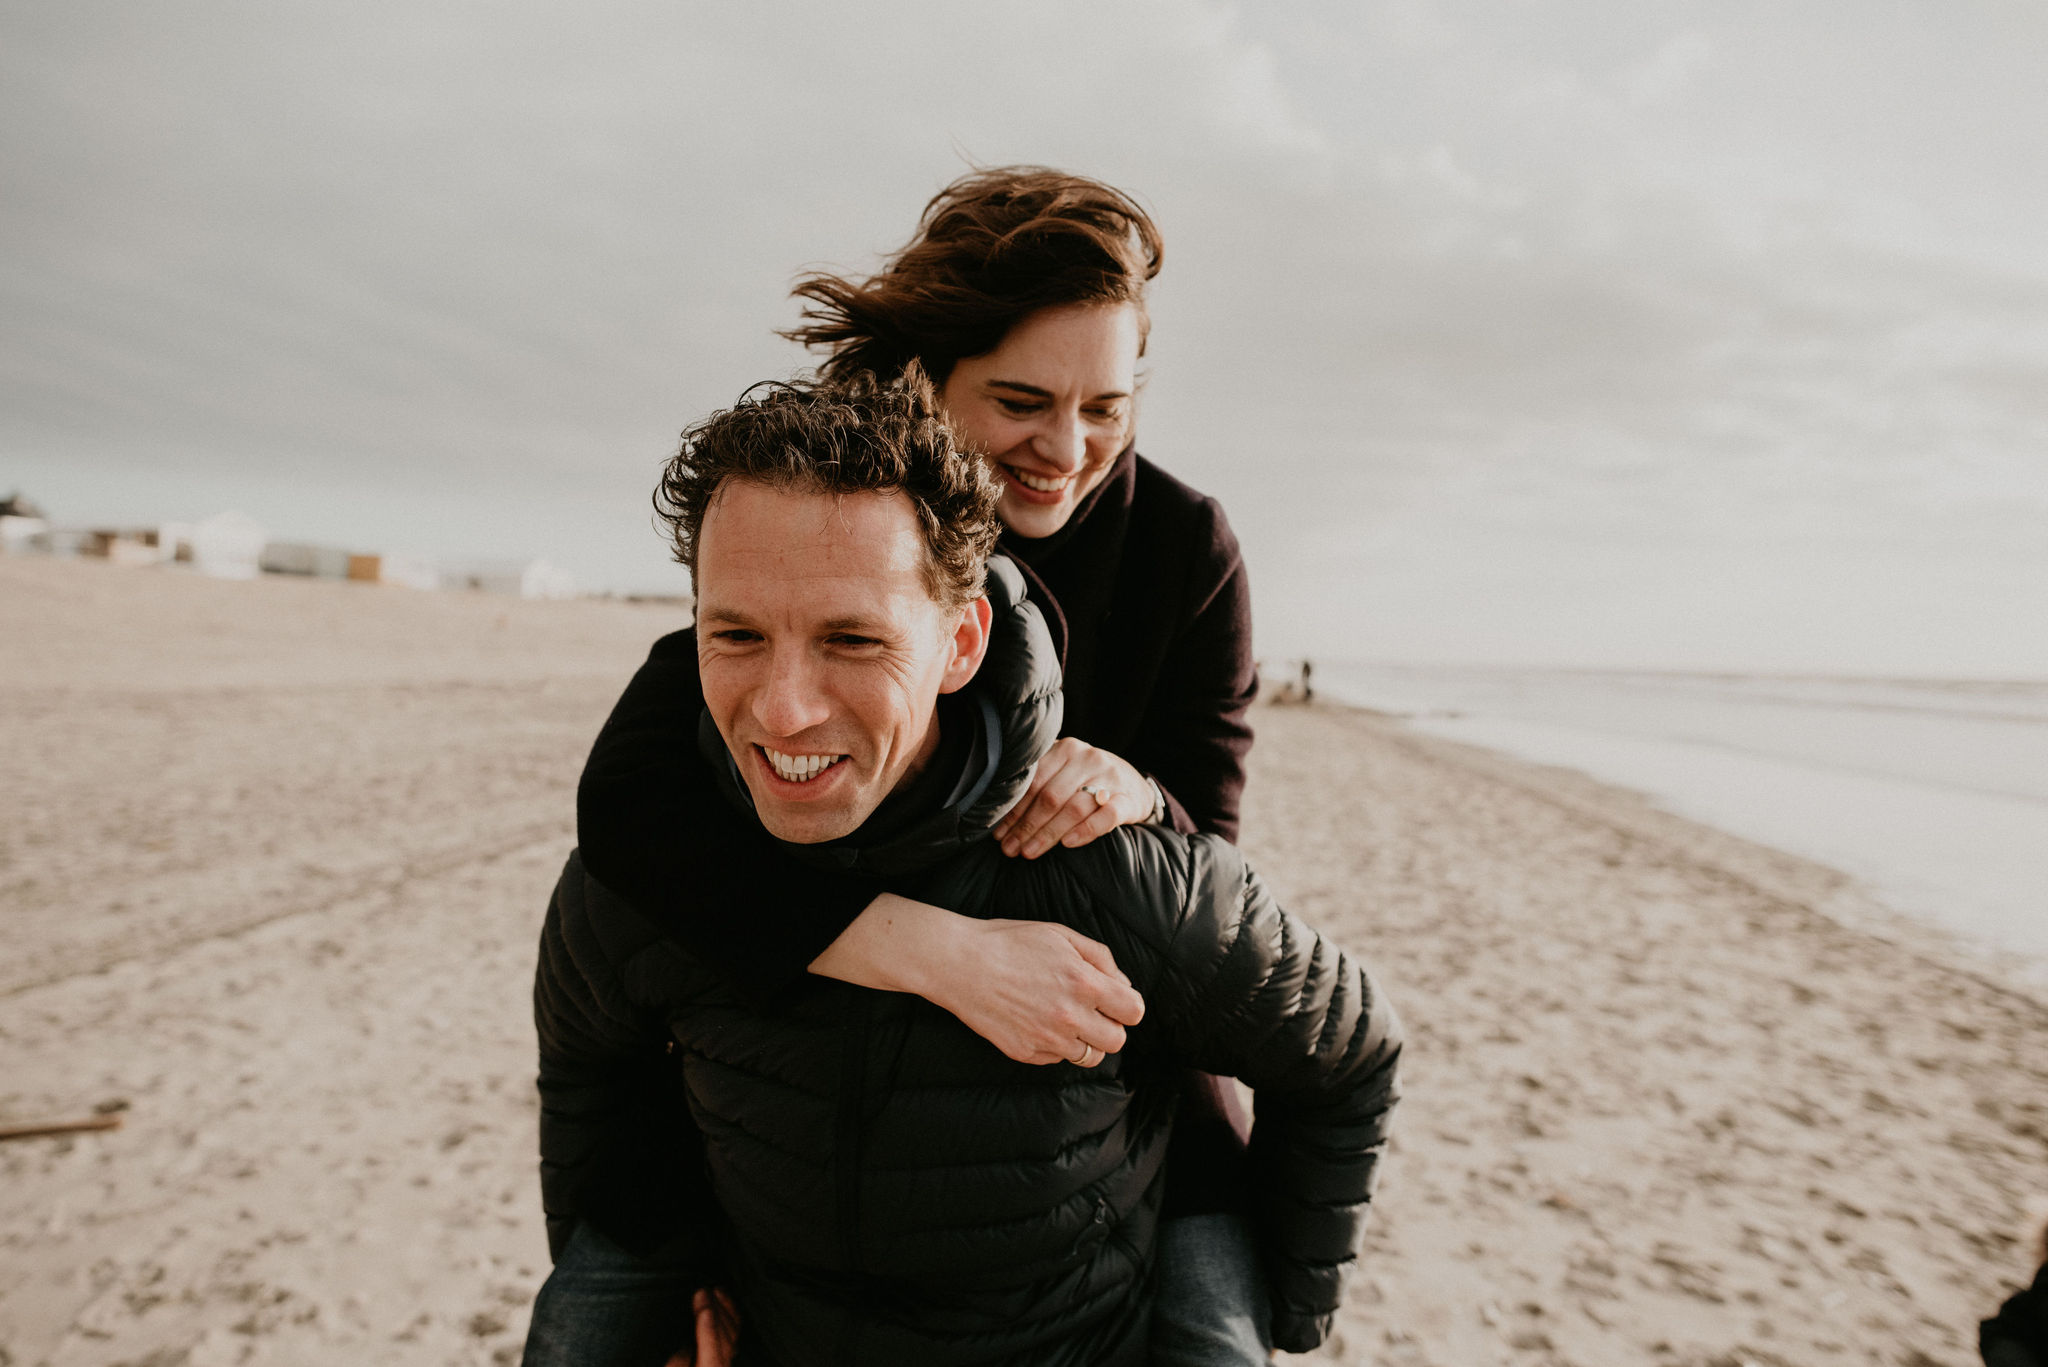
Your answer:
[572,167,1265,1362]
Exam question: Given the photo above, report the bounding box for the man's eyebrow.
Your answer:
[699,608,890,634]
[983,379,1132,402]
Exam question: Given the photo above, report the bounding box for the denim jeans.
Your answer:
[524,1212,1271,1367]
[522,1222,697,1367]
[1151,1212,1273,1366]
[1983,1337,2045,1367]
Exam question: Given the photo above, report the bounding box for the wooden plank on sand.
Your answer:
[0,1114,125,1142]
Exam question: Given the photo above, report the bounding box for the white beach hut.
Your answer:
[190,511,267,580]
[345,552,440,590]
[0,493,48,554]
[445,557,578,600]
[260,541,355,579]
[0,513,46,554]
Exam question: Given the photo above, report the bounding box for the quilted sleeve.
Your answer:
[533,851,723,1277]
[1153,835,1403,1354]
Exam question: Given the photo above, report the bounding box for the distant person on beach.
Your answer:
[570,169,1272,1356]
[1982,1208,2048,1366]
[524,372,1398,1366]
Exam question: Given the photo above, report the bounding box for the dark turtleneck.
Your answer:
[1000,443,1256,840]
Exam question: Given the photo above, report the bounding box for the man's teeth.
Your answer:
[763,748,845,783]
[1008,467,1070,493]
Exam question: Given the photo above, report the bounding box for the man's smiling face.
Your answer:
[695,479,989,845]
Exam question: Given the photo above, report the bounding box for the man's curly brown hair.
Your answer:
[654,365,1002,609]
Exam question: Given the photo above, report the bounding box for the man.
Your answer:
[527,369,1400,1365]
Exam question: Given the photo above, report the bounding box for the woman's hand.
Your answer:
[992,739,1156,859]
[924,917,1145,1066]
[809,895,1145,1066]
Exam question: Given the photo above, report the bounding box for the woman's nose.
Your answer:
[1031,410,1087,473]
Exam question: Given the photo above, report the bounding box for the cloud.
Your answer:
[5,0,2047,673]
[1620,29,1715,106]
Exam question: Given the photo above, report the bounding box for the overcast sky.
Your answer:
[5,1,2045,674]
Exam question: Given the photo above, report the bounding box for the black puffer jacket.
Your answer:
[534,560,1400,1364]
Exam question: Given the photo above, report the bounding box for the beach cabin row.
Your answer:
[252,541,436,590]
[1,509,271,580]
[344,553,440,591]
[4,493,578,599]
[441,558,578,601]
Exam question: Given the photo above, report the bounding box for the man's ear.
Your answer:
[937,595,993,694]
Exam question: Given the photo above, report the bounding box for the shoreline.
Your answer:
[1319,695,2048,1020]
[1314,658,2048,1001]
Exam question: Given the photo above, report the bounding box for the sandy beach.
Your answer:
[3,555,2043,1367]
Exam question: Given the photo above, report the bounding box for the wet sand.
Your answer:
[3,555,2043,1366]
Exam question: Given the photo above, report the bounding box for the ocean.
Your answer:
[1319,663,2048,988]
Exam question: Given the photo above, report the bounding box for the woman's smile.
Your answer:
[1001,464,1075,499]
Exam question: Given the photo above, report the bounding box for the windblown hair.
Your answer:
[654,366,1003,608]
[786,166,1163,385]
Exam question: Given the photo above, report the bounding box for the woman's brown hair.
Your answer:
[786,166,1163,385]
